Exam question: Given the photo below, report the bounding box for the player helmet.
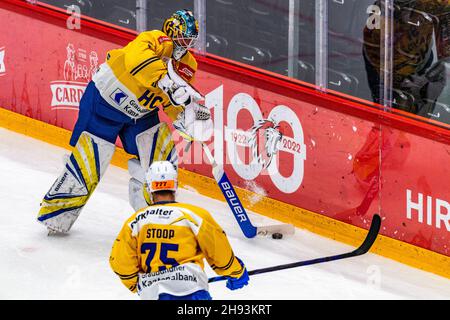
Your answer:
[145,161,178,194]
[162,9,199,60]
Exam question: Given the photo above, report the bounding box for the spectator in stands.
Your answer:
[363,0,449,119]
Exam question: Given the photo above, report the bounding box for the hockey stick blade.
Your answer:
[208,214,381,283]
[256,224,296,236]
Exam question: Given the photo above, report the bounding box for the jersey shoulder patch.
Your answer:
[158,35,172,44]
[176,62,195,82]
[176,53,197,82]
[139,30,173,49]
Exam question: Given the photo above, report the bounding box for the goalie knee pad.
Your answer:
[37,132,115,232]
[127,123,178,211]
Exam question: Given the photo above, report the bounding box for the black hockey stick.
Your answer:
[208,214,381,283]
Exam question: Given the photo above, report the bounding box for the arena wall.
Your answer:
[1,0,449,278]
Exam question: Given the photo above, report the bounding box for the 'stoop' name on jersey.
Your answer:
[130,208,174,229]
[146,228,175,239]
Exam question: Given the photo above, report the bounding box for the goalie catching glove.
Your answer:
[158,58,202,107]
[173,101,213,142]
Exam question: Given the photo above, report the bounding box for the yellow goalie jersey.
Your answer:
[109,202,245,299]
[92,30,197,121]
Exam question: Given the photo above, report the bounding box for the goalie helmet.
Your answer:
[162,9,199,60]
[145,161,178,193]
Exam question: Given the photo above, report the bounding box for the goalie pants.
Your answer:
[71,81,160,156]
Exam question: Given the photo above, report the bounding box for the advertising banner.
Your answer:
[0,1,448,257]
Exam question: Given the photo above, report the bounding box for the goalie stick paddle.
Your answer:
[198,142,295,238]
[208,214,381,283]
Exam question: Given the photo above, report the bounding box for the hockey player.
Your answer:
[363,0,449,116]
[109,161,249,300]
[37,10,212,233]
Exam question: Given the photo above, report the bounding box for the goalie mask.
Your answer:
[163,9,199,60]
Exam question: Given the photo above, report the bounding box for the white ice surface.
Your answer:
[1,127,450,300]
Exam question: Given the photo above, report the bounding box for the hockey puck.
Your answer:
[272,232,283,239]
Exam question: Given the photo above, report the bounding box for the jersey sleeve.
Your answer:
[109,219,140,293]
[195,209,245,279]
[123,31,169,88]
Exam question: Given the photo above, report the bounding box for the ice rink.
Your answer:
[1,127,450,300]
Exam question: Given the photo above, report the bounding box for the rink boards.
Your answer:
[0,0,449,278]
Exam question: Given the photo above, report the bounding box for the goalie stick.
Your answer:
[198,142,295,238]
[208,214,381,282]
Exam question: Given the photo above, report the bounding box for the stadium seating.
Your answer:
[148,16,164,31]
[36,0,450,126]
[206,33,230,57]
[425,100,450,125]
[102,4,137,30]
[151,0,195,20]
[231,42,272,68]
[328,68,360,95]
[41,0,95,16]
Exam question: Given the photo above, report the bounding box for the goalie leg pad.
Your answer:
[128,177,152,212]
[37,132,115,232]
[136,122,178,170]
[127,123,178,211]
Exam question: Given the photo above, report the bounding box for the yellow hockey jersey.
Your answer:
[109,201,245,298]
[92,30,198,121]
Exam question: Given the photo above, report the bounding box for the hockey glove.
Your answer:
[173,101,213,142]
[158,58,202,107]
[226,257,249,291]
